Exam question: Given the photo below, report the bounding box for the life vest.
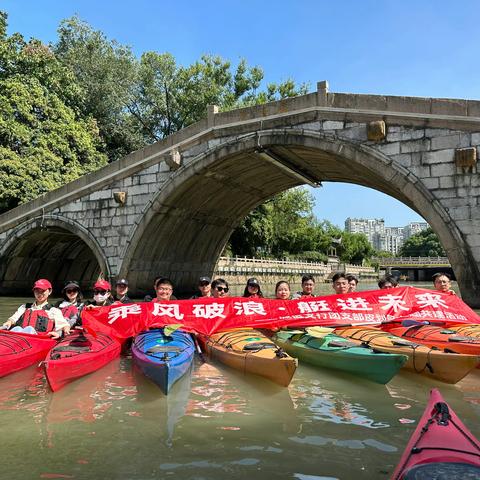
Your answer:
[61,304,81,326]
[14,303,55,332]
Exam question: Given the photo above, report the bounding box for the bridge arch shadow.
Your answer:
[120,129,476,301]
[0,215,110,294]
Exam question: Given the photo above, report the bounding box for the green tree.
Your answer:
[54,16,140,161]
[338,232,375,264]
[54,16,308,161]
[0,12,107,212]
[399,227,445,257]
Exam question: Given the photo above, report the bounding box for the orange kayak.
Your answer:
[333,326,479,384]
[382,323,480,356]
[197,328,297,387]
[448,323,480,338]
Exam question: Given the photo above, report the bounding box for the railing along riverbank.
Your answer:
[214,256,377,284]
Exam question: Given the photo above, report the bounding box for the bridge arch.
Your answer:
[0,215,110,294]
[120,128,475,300]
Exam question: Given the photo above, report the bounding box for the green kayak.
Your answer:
[273,329,408,384]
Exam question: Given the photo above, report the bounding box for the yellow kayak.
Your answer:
[333,326,479,384]
[197,329,297,387]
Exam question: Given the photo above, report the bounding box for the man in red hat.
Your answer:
[84,280,114,308]
[2,279,70,338]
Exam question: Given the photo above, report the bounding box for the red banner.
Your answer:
[81,286,480,340]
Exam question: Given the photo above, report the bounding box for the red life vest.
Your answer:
[61,304,80,325]
[14,303,55,333]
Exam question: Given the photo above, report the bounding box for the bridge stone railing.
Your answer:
[374,256,451,266]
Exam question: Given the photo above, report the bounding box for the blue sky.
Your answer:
[3,0,479,228]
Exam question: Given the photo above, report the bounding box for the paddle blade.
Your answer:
[306,326,335,338]
[164,324,183,336]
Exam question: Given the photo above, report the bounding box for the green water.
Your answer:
[1,291,479,480]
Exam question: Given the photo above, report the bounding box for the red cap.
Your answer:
[33,279,52,290]
[94,280,111,291]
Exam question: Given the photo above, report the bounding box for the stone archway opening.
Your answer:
[0,225,105,295]
[121,129,477,303]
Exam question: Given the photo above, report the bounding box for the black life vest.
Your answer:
[14,303,55,332]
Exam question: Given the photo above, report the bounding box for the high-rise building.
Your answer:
[404,222,429,239]
[345,218,429,254]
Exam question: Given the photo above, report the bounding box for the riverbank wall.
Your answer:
[214,256,377,286]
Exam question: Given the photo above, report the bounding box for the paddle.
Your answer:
[191,333,206,363]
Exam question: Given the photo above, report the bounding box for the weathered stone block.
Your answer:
[338,126,367,141]
[386,128,424,142]
[471,132,480,145]
[400,139,430,154]
[390,153,413,168]
[421,149,454,164]
[113,191,127,206]
[439,176,455,189]
[322,120,344,130]
[165,149,182,170]
[421,177,440,190]
[431,163,455,177]
[431,134,470,150]
[367,121,386,141]
[376,142,400,156]
[455,147,477,169]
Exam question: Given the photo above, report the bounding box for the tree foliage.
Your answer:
[228,187,375,264]
[398,227,445,257]
[0,13,107,212]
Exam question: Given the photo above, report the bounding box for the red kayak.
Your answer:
[392,388,480,479]
[44,330,121,392]
[0,330,56,377]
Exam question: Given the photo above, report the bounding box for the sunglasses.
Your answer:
[66,289,78,294]
[216,286,229,292]
[94,289,108,295]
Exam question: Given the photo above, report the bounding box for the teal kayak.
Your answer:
[273,329,408,384]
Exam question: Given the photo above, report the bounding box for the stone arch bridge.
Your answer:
[1,82,480,306]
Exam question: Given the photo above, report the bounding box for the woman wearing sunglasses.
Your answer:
[84,280,114,309]
[211,279,229,298]
[54,280,85,327]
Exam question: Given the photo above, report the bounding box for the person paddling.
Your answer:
[153,277,174,302]
[2,279,70,339]
[211,279,229,298]
[293,275,316,299]
[54,280,84,328]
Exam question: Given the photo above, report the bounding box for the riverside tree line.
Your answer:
[0,12,444,264]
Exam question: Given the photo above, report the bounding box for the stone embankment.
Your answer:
[214,256,377,285]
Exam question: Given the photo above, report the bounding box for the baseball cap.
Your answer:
[62,281,80,291]
[116,278,129,286]
[33,279,52,290]
[247,277,260,286]
[94,280,111,291]
[198,276,211,285]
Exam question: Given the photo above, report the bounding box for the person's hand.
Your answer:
[2,320,13,329]
[63,326,71,336]
[48,331,62,339]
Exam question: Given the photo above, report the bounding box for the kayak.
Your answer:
[197,328,297,387]
[382,323,480,355]
[132,328,195,394]
[273,328,407,384]
[0,330,57,378]
[392,388,480,479]
[449,323,480,338]
[44,330,121,392]
[333,326,479,384]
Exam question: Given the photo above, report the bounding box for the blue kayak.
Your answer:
[132,328,195,394]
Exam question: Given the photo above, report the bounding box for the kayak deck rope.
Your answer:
[339,329,433,374]
[393,401,480,480]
